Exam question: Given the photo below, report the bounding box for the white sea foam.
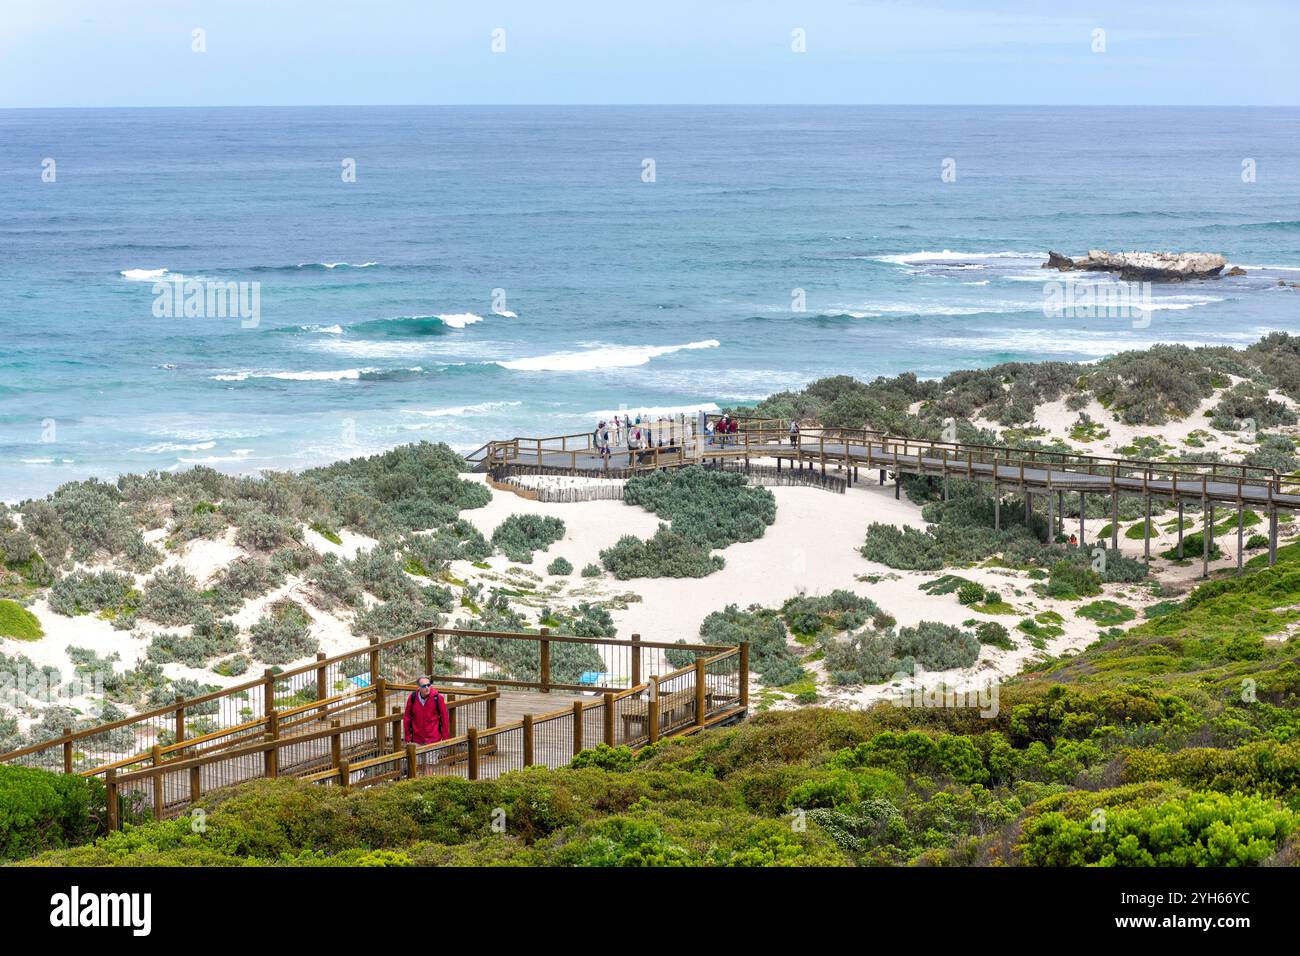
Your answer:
[492,310,518,318]
[21,458,55,465]
[211,368,417,382]
[302,324,344,335]
[131,440,217,453]
[406,400,523,418]
[875,250,1044,266]
[436,313,484,329]
[495,339,720,372]
[307,261,378,269]
[121,268,172,281]
[822,302,1035,318]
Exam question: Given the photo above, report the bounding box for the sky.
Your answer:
[1,0,1297,108]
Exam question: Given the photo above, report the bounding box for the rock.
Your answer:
[1226,266,1247,277]
[1041,250,1228,281]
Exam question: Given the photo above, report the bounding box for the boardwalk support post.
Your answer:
[467,728,479,780]
[406,743,418,779]
[603,692,615,746]
[695,657,707,727]
[739,641,750,711]
[539,628,551,693]
[1202,497,1210,579]
[1177,502,1185,559]
[1237,504,1245,573]
[523,714,534,767]
[1079,492,1086,547]
[572,700,584,756]
[1269,508,1279,566]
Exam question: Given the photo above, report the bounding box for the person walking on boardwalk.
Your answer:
[718,414,730,448]
[789,419,800,450]
[404,675,450,774]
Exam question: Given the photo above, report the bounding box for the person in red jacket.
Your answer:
[403,676,450,746]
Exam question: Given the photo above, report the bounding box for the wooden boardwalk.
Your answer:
[470,419,1300,573]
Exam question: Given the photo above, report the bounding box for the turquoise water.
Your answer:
[2,106,1299,500]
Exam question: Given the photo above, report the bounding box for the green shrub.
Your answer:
[1076,600,1137,627]
[623,467,776,549]
[0,600,43,640]
[491,515,565,563]
[139,566,204,626]
[547,557,574,576]
[0,764,104,859]
[147,610,240,667]
[699,604,804,686]
[581,563,602,578]
[600,526,723,580]
[249,601,318,665]
[47,570,139,618]
[957,581,985,606]
[782,591,886,638]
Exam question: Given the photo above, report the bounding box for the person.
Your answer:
[789,419,800,449]
[718,414,730,448]
[705,418,715,445]
[403,675,450,774]
[628,427,642,466]
[1068,533,1078,546]
[600,425,612,466]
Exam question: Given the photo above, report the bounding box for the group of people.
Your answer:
[704,413,740,446]
[592,414,652,463]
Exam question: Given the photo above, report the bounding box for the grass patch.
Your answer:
[0,599,43,640]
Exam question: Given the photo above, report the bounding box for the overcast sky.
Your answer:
[2,0,1297,108]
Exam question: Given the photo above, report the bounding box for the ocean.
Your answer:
[2,105,1299,501]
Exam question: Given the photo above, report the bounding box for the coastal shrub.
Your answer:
[450,630,603,685]
[348,546,422,602]
[47,570,139,618]
[972,621,1015,650]
[956,581,984,606]
[822,621,979,685]
[580,563,602,578]
[350,596,445,641]
[547,557,573,576]
[623,466,776,549]
[1245,534,1268,551]
[1019,790,1295,866]
[1160,532,1223,562]
[699,604,804,686]
[427,519,493,563]
[1075,600,1136,627]
[209,557,284,612]
[302,442,491,535]
[147,610,240,667]
[232,509,302,552]
[491,515,565,563]
[139,566,204,626]
[1087,344,1217,425]
[1245,433,1299,473]
[1045,561,1102,600]
[0,600,43,640]
[1209,381,1296,431]
[600,526,724,580]
[249,601,318,665]
[304,553,363,609]
[781,590,887,639]
[0,764,105,860]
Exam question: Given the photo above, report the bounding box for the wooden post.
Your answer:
[338,759,350,790]
[1202,497,1210,578]
[467,727,480,780]
[189,764,200,804]
[522,714,534,767]
[603,692,615,746]
[330,718,342,769]
[648,676,660,743]
[1024,491,1031,525]
[424,633,435,678]
[374,677,387,753]
[316,652,327,705]
[1111,492,1119,551]
[1177,502,1185,559]
[405,743,418,779]
[106,768,119,831]
[263,668,275,717]
[174,695,186,747]
[994,485,1000,531]
[1079,492,1086,546]
[1237,504,1245,573]
[739,642,750,710]
[391,706,402,753]
[630,634,642,688]
[1269,508,1278,566]
[1046,489,1054,544]
[1058,490,1064,537]
[62,727,73,774]
[151,744,164,820]
[1144,495,1152,566]
[695,657,707,727]
[572,700,584,756]
[368,637,380,685]
[265,710,279,778]
[539,627,551,693]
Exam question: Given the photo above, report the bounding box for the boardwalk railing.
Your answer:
[102,646,746,827]
[298,646,746,792]
[0,627,746,808]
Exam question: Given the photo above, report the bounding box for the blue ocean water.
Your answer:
[2,105,1299,501]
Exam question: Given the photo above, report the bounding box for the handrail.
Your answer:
[0,627,733,769]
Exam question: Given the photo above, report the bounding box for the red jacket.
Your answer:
[403,689,450,744]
